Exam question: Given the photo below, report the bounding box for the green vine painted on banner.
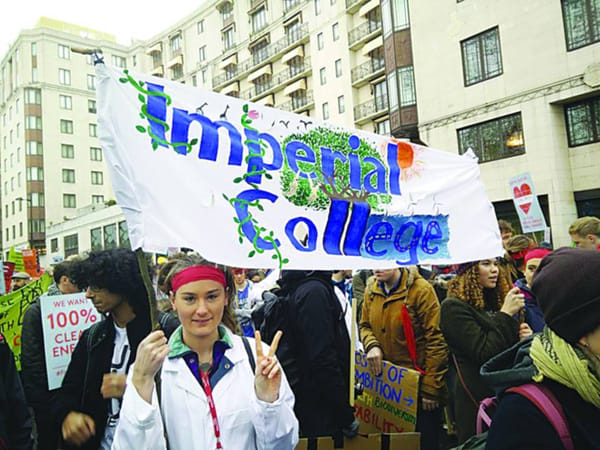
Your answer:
[223,104,289,268]
[118,69,198,154]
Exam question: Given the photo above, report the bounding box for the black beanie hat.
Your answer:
[531,247,600,343]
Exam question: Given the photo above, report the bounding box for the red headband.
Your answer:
[171,265,226,293]
[524,248,551,264]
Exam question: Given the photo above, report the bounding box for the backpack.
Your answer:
[450,383,574,450]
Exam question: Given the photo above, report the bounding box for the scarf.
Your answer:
[531,327,600,408]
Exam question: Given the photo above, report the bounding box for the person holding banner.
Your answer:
[359,266,448,450]
[54,249,179,450]
[440,259,531,443]
[112,254,299,450]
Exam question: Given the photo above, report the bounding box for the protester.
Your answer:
[11,271,31,292]
[351,269,372,326]
[21,259,81,450]
[497,220,514,248]
[568,215,600,249]
[0,332,33,450]
[503,234,535,282]
[360,267,448,450]
[112,254,299,449]
[247,269,264,283]
[54,248,179,450]
[483,247,600,449]
[332,270,360,351]
[440,259,531,443]
[513,247,551,332]
[232,268,260,337]
[275,269,358,439]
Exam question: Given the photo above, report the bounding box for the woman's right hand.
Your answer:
[62,411,95,446]
[500,286,525,316]
[366,346,383,376]
[132,330,170,403]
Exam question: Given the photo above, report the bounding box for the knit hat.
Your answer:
[524,248,551,264]
[531,247,600,343]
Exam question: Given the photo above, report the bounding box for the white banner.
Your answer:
[509,172,547,233]
[40,293,102,390]
[96,64,503,269]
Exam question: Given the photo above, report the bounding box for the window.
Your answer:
[119,221,131,248]
[31,219,45,234]
[62,169,75,183]
[31,42,37,56]
[59,69,71,85]
[335,59,342,77]
[91,227,102,251]
[565,96,600,146]
[337,95,345,114]
[223,27,235,51]
[457,112,525,163]
[58,44,70,59]
[59,95,72,110]
[32,67,38,82]
[25,116,42,129]
[63,194,76,208]
[322,102,329,120]
[64,234,79,258]
[61,119,73,134]
[221,1,233,21]
[320,67,327,85]
[199,46,206,62]
[251,7,268,34]
[461,27,503,86]
[285,19,302,44]
[374,80,388,111]
[398,66,416,107]
[332,22,340,41]
[87,74,96,90]
[88,99,96,113]
[92,195,105,204]
[24,88,41,104]
[169,33,182,55]
[51,238,58,253]
[103,223,117,249]
[197,19,205,33]
[30,192,44,207]
[251,40,269,65]
[317,32,324,50]
[91,171,104,185]
[61,144,74,158]
[202,70,207,83]
[26,167,44,181]
[111,55,126,68]
[376,119,391,135]
[90,147,102,161]
[562,0,600,50]
[171,65,183,80]
[89,123,97,137]
[314,0,321,15]
[26,141,43,155]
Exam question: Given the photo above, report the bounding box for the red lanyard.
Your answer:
[200,370,223,450]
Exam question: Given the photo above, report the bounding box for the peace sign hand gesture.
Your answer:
[254,330,283,403]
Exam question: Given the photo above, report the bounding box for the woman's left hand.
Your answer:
[519,322,533,340]
[254,330,283,403]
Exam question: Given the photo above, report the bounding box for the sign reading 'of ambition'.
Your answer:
[96,64,503,269]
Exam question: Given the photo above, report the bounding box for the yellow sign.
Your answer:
[0,273,53,370]
[7,246,25,273]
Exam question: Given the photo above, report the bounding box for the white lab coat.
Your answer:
[112,332,299,450]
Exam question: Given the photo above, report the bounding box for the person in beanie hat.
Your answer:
[482,247,600,450]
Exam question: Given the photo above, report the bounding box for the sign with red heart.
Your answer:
[509,173,547,233]
[513,183,532,214]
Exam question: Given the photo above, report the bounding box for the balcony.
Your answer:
[346,0,366,13]
[353,95,388,124]
[348,21,382,50]
[280,90,314,113]
[212,23,309,89]
[351,58,385,87]
[241,56,311,101]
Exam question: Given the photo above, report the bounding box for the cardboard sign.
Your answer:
[0,274,53,369]
[96,64,503,269]
[39,292,103,389]
[509,173,547,233]
[354,352,420,433]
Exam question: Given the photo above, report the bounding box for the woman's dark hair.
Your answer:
[71,248,151,319]
[159,254,239,333]
[52,258,80,284]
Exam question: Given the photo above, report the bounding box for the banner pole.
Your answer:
[134,248,160,331]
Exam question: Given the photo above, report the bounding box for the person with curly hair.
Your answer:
[440,259,532,443]
[112,254,298,450]
[54,248,179,450]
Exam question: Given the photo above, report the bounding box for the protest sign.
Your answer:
[39,292,102,389]
[354,351,420,433]
[22,249,41,278]
[7,247,25,273]
[0,261,15,295]
[0,273,53,369]
[96,64,503,269]
[509,172,547,233]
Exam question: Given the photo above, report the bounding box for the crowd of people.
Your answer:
[0,215,598,449]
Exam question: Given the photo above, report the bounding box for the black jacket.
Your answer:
[481,338,600,450]
[0,334,33,450]
[53,311,179,450]
[277,270,355,438]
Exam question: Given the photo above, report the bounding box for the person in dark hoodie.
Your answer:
[275,269,358,439]
[513,247,551,333]
[482,247,600,449]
